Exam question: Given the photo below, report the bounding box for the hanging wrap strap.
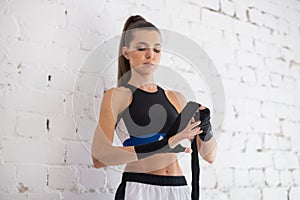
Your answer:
[167,101,202,200]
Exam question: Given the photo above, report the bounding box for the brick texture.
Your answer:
[0,0,299,199]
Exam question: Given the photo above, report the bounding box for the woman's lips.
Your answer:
[143,62,154,66]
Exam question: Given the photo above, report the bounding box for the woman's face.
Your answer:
[122,30,161,75]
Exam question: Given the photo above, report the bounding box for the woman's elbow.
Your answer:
[93,162,105,169]
[204,155,216,164]
[92,156,106,168]
[203,149,217,164]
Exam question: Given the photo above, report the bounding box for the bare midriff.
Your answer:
[124,153,184,176]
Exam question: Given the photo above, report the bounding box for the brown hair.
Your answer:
[117,15,160,87]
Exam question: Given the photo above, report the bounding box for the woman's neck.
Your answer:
[127,76,157,91]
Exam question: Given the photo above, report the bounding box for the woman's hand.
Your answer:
[196,105,213,142]
[168,120,202,153]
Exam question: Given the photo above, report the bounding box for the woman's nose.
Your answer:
[145,48,154,58]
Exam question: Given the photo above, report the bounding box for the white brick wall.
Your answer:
[17,164,47,191]
[0,0,299,199]
[48,166,76,189]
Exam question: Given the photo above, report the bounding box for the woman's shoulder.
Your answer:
[102,86,132,114]
[164,89,187,111]
[103,85,132,98]
[164,89,186,102]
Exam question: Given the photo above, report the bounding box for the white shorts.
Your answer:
[115,172,191,200]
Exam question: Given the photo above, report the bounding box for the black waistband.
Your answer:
[121,172,187,186]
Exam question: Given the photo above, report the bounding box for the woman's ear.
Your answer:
[122,47,129,60]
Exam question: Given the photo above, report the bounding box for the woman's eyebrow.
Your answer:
[136,42,161,46]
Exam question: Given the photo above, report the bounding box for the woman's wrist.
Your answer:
[168,134,183,149]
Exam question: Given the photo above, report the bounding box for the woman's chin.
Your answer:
[133,65,157,74]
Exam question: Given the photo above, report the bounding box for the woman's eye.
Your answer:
[136,47,161,53]
[154,49,161,53]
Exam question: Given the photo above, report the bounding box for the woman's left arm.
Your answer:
[173,91,217,164]
[196,131,217,163]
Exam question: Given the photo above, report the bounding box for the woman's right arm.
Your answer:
[91,88,138,168]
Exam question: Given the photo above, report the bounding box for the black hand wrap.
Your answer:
[194,107,213,142]
[134,137,186,160]
[134,102,200,160]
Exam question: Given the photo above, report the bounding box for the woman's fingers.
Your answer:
[174,120,203,145]
[189,129,202,138]
[184,147,193,153]
[199,105,206,110]
[189,128,203,139]
[181,123,202,140]
[191,117,195,123]
[188,120,201,130]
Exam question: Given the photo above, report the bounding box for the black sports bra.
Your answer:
[115,82,179,146]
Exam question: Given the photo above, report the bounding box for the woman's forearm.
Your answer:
[197,136,217,163]
[91,124,138,168]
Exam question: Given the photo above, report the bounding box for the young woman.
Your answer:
[91,15,217,200]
